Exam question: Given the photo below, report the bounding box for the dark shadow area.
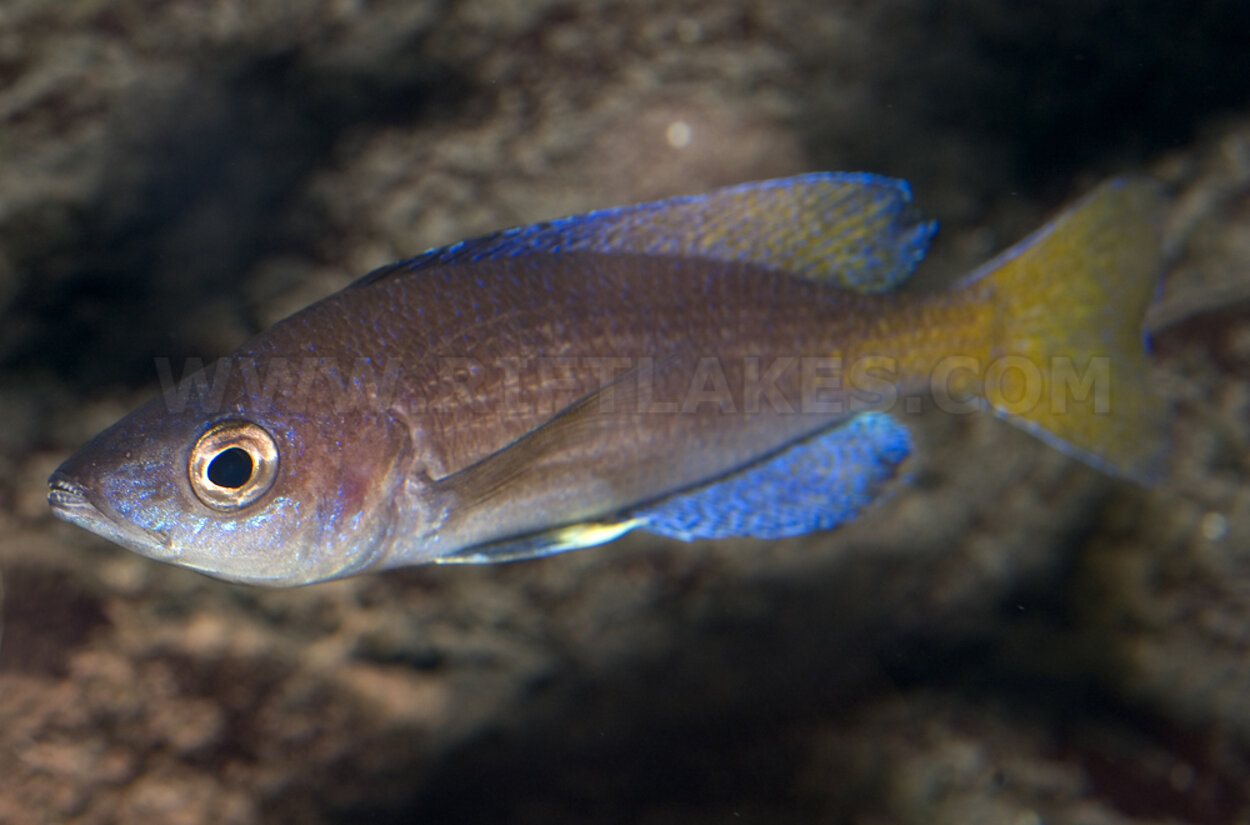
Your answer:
[347,570,1245,825]
[334,575,896,825]
[321,544,1090,824]
[806,0,1250,192]
[3,42,466,389]
[320,491,1250,825]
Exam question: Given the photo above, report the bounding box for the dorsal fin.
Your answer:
[360,173,937,294]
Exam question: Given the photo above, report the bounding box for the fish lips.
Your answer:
[47,471,176,561]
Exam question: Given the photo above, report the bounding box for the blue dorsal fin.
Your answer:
[633,412,912,540]
[366,174,937,294]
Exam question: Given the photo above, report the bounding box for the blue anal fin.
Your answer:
[634,412,912,541]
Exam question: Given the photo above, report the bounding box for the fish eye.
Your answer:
[189,421,279,510]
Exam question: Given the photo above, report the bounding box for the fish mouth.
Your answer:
[48,476,92,511]
[47,475,103,522]
[47,472,174,558]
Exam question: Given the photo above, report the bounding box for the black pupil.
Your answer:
[207,447,254,489]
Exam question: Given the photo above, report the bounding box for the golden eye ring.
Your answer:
[188,421,279,511]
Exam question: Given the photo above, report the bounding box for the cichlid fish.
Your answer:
[47,174,1165,586]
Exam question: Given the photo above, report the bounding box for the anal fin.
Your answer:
[633,412,911,541]
[435,412,911,563]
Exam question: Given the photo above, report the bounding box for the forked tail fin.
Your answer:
[967,178,1167,481]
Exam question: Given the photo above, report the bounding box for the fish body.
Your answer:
[48,174,1164,585]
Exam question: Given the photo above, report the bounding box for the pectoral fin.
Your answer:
[439,355,678,511]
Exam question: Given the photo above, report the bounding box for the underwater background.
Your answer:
[2,1,1250,822]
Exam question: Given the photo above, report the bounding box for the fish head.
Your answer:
[47,382,416,586]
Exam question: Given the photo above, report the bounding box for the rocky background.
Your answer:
[2,1,1250,823]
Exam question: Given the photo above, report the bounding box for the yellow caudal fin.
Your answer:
[967,178,1167,481]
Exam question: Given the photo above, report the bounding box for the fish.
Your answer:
[47,173,1165,586]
